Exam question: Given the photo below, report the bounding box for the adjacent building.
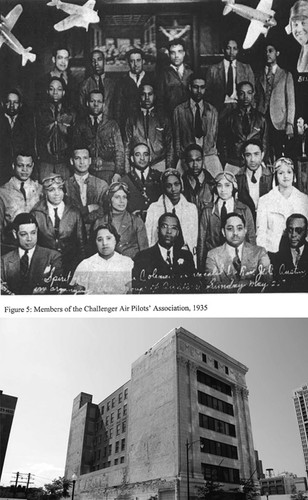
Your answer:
[0,390,18,480]
[65,327,258,500]
[293,385,308,474]
[260,471,308,496]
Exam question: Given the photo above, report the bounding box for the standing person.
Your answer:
[156,39,193,117]
[205,38,255,115]
[73,90,124,184]
[255,43,295,161]
[182,144,214,212]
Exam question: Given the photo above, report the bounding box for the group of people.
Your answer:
[1,30,308,294]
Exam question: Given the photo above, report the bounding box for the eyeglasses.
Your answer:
[108,182,130,195]
[287,227,305,234]
[43,175,64,189]
[215,172,237,184]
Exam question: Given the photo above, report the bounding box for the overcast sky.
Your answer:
[1,318,307,488]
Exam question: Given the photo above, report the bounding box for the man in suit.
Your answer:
[156,39,193,117]
[205,212,272,292]
[236,139,273,223]
[219,81,268,166]
[1,213,62,295]
[182,144,214,212]
[65,145,108,237]
[255,42,295,161]
[124,83,174,172]
[205,38,255,114]
[133,212,195,293]
[173,72,221,173]
[269,213,308,292]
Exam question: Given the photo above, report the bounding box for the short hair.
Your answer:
[158,212,180,229]
[222,38,239,51]
[184,143,203,160]
[265,41,280,52]
[161,168,182,190]
[13,212,38,230]
[87,89,104,102]
[242,139,264,154]
[13,151,34,164]
[5,88,22,102]
[222,212,246,229]
[52,46,70,58]
[168,38,186,52]
[91,48,105,60]
[71,144,91,156]
[126,48,144,61]
[131,142,150,156]
[237,80,254,93]
[286,213,308,230]
[139,82,156,94]
[94,223,120,244]
[47,76,66,91]
[189,72,206,85]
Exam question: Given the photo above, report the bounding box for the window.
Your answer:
[106,416,109,426]
[197,370,232,396]
[201,463,240,484]
[108,444,112,455]
[118,393,122,403]
[122,420,127,433]
[112,398,115,408]
[124,388,128,399]
[199,413,236,437]
[121,438,126,451]
[200,437,238,459]
[107,401,110,411]
[116,424,120,436]
[101,406,104,415]
[114,458,118,465]
[103,446,107,457]
[109,428,113,438]
[120,456,125,463]
[93,438,97,446]
[115,441,119,453]
[111,412,114,423]
[202,354,207,363]
[225,366,229,375]
[97,449,101,460]
[117,408,121,419]
[98,435,102,445]
[214,360,219,369]
[198,391,234,416]
[95,422,99,432]
[123,404,127,416]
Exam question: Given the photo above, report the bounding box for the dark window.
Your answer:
[103,446,107,458]
[214,360,219,369]
[124,389,128,399]
[122,420,127,433]
[116,424,120,436]
[112,398,115,408]
[201,463,240,484]
[109,428,113,438]
[101,406,104,415]
[107,401,110,411]
[115,441,119,453]
[121,438,125,451]
[114,458,118,465]
[200,437,238,459]
[120,456,125,463]
[197,370,232,396]
[199,413,236,437]
[106,416,109,426]
[108,444,112,455]
[111,412,114,423]
[202,354,207,363]
[123,404,127,416]
[225,366,229,375]
[198,391,234,416]
[117,408,121,419]
[97,449,101,460]
[118,393,122,403]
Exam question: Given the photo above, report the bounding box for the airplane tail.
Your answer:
[222,0,235,15]
[47,0,61,7]
[22,47,36,66]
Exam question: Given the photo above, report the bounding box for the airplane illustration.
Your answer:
[47,0,100,32]
[0,4,36,66]
[222,0,277,49]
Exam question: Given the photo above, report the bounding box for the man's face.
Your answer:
[266,45,278,65]
[238,84,254,109]
[140,85,155,109]
[222,216,247,248]
[224,40,239,62]
[291,18,308,46]
[131,144,150,170]
[14,223,38,251]
[14,155,34,182]
[164,174,181,205]
[52,49,69,72]
[243,144,264,172]
[169,44,185,67]
[287,218,307,248]
[158,215,179,249]
[186,149,203,177]
[91,51,105,75]
[88,92,104,116]
[5,93,21,116]
[128,53,144,75]
[48,80,65,103]
[189,78,206,103]
[71,149,91,175]
[46,185,64,206]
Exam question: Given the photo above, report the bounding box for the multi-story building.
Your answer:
[0,390,18,480]
[293,385,308,474]
[260,472,307,496]
[65,327,258,500]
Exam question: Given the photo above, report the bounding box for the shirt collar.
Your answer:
[171,63,184,75]
[158,243,174,262]
[134,167,150,180]
[141,107,154,115]
[74,173,89,183]
[224,58,237,68]
[129,70,145,84]
[190,98,204,111]
[266,63,278,75]
[247,166,262,181]
[226,241,244,258]
[18,245,36,260]
[47,200,65,215]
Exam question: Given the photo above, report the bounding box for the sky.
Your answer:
[1,318,307,488]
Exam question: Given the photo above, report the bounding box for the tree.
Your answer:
[43,477,72,500]
[196,479,224,500]
[239,478,260,500]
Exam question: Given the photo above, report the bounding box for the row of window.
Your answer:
[202,354,229,375]
[197,370,232,396]
[100,389,128,414]
[94,421,127,446]
[200,437,238,459]
[201,463,240,484]
[198,390,234,416]
[199,413,236,437]
[101,456,125,468]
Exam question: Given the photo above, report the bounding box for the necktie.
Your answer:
[20,250,29,281]
[20,182,27,201]
[233,247,241,276]
[226,61,233,97]
[54,207,60,240]
[93,116,98,134]
[141,170,146,185]
[195,103,203,139]
[96,76,104,93]
[193,175,201,195]
[54,103,59,119]
[221,201,227,224]
[242,111,250,136]
[251,171,257,184]
[295,248,301,267]
[166,249,172,268]
[144,110,150,140]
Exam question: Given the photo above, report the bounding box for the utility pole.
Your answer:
[10,472,34,494]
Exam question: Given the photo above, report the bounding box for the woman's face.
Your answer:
[277,164,294,188]
[111,189,127,213]
[46,186,64,206]
[164,175,181,205]
[96,228,116,259]
[217,178,233,201]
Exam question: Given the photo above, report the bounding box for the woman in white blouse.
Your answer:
[256,157,308,252]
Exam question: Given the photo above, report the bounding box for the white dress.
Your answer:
[71,252,133,294]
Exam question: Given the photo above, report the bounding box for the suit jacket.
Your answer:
[236,165,273,222]
[132,242,195,294]
[205,60,255,111]
[182,170,214,213]
[156,64,193,116]
[1,245,62,295]
[79,74,115,117]
[255,66,295,130]
[121,169,162,215]
[173,99,218,160]
[124,107,175,171]
[205,241,272,291]
[269,239,308,292]
[65,174,108,227]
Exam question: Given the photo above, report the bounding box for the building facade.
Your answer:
[65,327,258,500]
[293,385,308,474]
[0,390,18,480]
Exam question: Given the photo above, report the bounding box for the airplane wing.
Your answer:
[0,33,5,48]
[83,0,96,9]
[243,19,264,49]
[54,13,80,31]
[256,0,274,15]
[3,4,23,31]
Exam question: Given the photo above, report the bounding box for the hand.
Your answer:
[111,173,121,183]
[88,204,100,213]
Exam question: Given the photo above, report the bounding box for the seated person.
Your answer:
[1,213,62,295]
[121,143,162,220]
[70,223,133,294]
[205,212,272,292]
[145,168,198,258]
[269,213,308,292]
[65,145,108,237]
[198,171,255,272]
[133,212,195,294]
[182,144,214,212]
[92,181,148,259]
